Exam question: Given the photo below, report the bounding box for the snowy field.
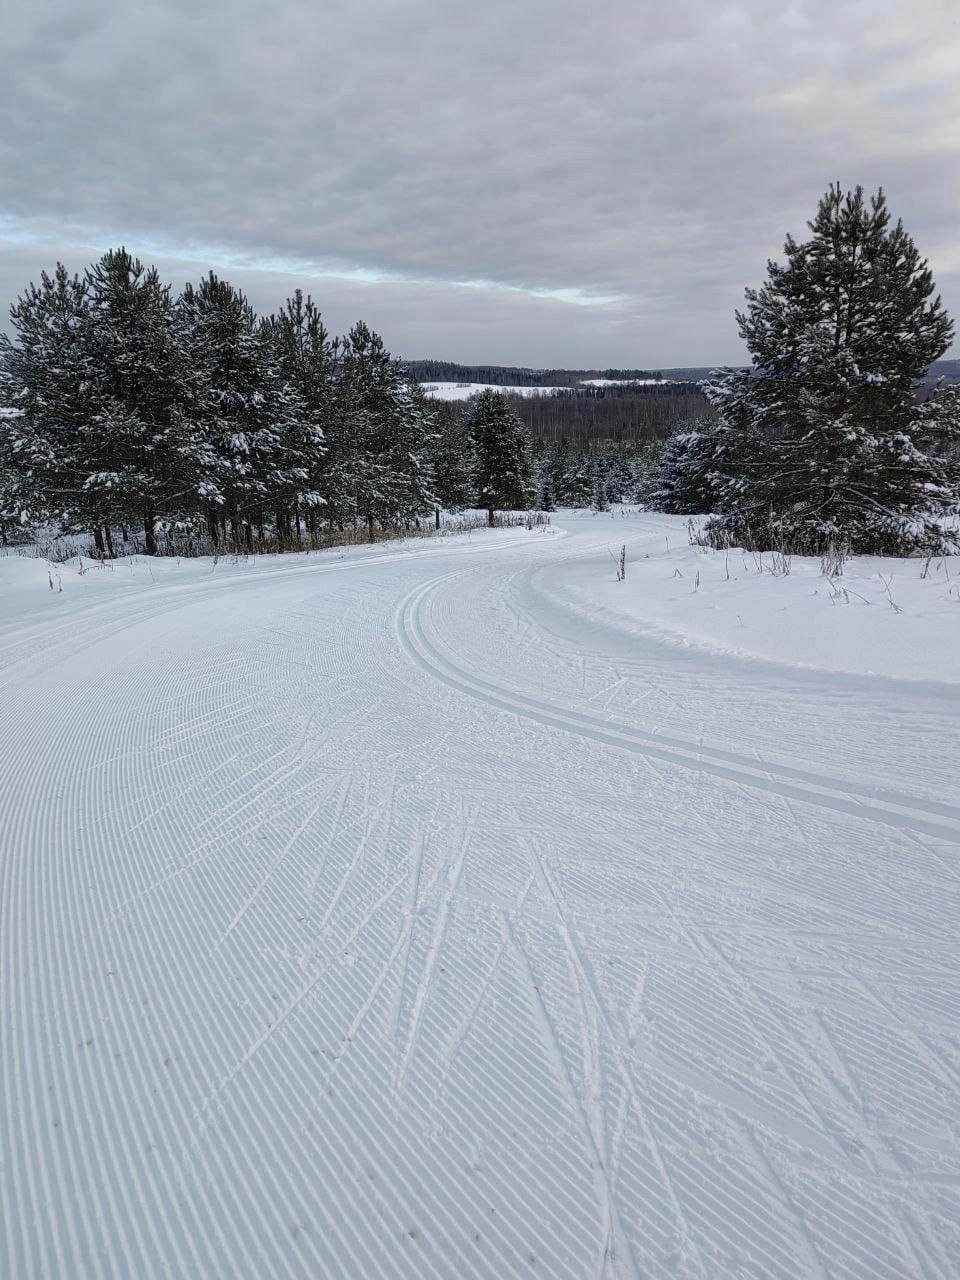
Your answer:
[2,511,959,1278]
[421,379,670,399]
[579,378,671,387]
[420,382,566,399]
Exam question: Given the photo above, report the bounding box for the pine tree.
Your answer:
[603,448,632,505]
[535,444,557,512]
[180,272,319,550]
[706,184,960,553]
[548,437,571,505]
[0,265,92,536]
[0,392,32,545]
[463,389,535,525]
[589,450,610,511]
[82,249,202,553]
[263,289,331,540]
[430,399,476,512]
[562,449,594,508]
[651,420,752,515]
[626,441,663,506]
[337,322,435,538]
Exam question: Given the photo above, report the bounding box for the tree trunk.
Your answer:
[435,506,441,530]
[367,511,375,543]
[143,507,158,556]
[487,506,495,527]
[104,525,116,559]
[93,526,106,557]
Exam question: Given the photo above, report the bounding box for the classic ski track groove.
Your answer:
[398,572,960,844]
[3,516,959,1278]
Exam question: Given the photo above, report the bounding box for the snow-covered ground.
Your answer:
[565,510,960,682]
[2,512,959,1278]
[579,378,670,387]
[420,379,671,399]
[421,381,565,400]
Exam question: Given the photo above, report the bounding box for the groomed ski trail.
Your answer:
[2,514,959,1279]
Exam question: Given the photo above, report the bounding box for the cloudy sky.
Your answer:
[1,0,958,366]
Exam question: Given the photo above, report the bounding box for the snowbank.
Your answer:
[559,512,960,683]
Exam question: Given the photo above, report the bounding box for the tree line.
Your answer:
[510,381,709,445]
[0,252,538,554]
[405,360,667,388]
[533,439,660,511]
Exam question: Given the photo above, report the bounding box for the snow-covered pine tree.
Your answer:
[706,184,960,553]
[180,273,318,550]
[0,265,92,538]
[337,322,436,538]
[463,389,535,525]
[263,289,330,540]
[651,419,750,515]
[83,250,202,553]
[535,443,557,512]
[429,399,477,512]
[603,448,632,505]
[547,437,571,506]
[625,441,664,506]
[255,319,325,548]
[589,450,610,511]
[0,388,31,546]
[561,448,594,508]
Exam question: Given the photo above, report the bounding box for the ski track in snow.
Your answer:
[2,515,959,1278]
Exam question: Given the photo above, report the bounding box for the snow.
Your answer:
[421,381,564,400]
[563,511,960,682]
[579,377,671,387]
[421,379,672,400]
[2,511,959,1278]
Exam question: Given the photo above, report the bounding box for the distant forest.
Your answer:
[410,358,960,447]
[409,361,713,445]
[406,360,671,388]
[508,382,709,445]
[407,357,960,389]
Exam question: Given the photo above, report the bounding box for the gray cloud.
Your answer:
[1,0,957,365]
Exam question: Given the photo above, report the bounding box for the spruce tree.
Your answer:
[706,184,960,553]
[536,444,557,512]
[562,449,594,508]
[589,450,610,511]
[604,448,632,505]
[463,390,534,525]
[652,420,752,515]
[548,437,571,505]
